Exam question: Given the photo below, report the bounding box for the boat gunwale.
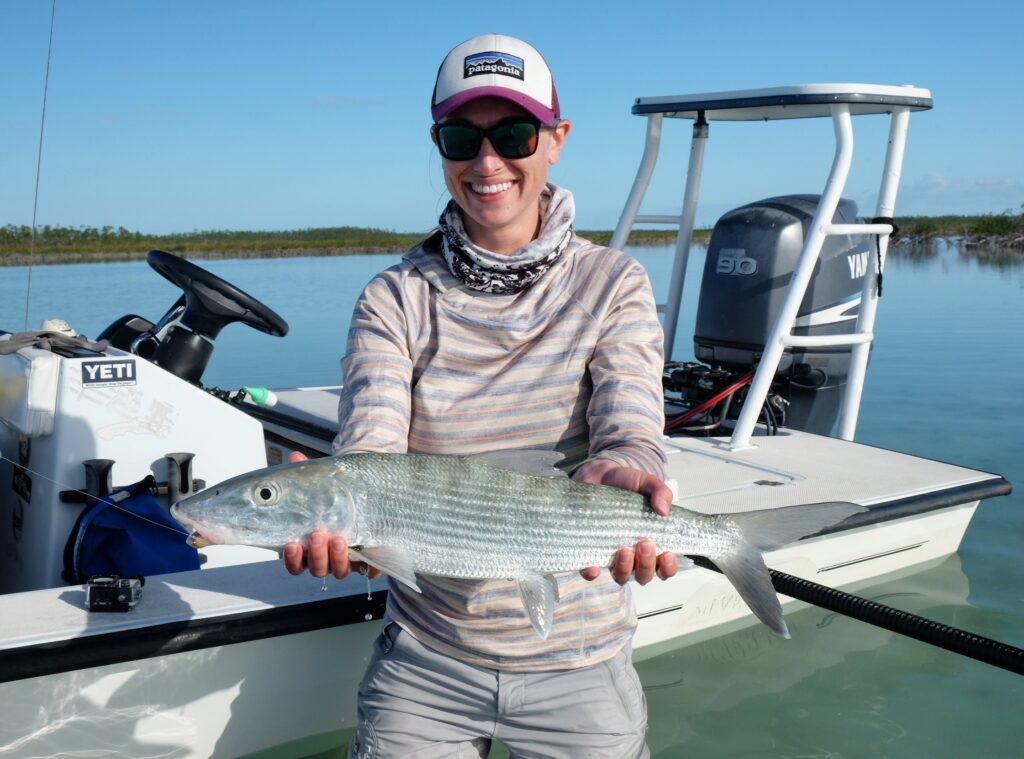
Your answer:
[0,588,387,684]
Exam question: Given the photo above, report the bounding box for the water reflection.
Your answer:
[638,554,1024,758]
[1,625,376,759]
[1,655,207,758]
[891,237,1024,271]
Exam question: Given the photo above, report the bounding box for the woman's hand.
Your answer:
[573,459,679,585]
[281,452,381,580]
[283,528,383,579]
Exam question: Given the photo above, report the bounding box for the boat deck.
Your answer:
[664,431,1006,515]
[260,386,1008,518]
[0,559,387,682]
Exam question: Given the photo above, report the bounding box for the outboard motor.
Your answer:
[671,194,872,435]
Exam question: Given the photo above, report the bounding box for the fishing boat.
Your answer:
[0,85,1012,758]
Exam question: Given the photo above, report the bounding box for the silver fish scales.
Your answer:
[171,451,862,638]
[348,452,690,577]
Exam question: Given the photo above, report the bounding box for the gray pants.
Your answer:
[348,623,649,758]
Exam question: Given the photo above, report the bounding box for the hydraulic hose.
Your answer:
[665,372,753,432]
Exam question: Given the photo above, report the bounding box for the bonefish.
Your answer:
[171,451,862,638]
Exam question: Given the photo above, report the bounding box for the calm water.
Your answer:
[2,240,1022,757]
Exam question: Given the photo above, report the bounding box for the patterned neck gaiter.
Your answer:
[438,183,575,294]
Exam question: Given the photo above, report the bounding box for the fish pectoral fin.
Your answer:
[465,449,568,478]
[350,545,421,593]
[517,573,560,639]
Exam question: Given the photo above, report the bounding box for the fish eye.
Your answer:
[253,481,280,506]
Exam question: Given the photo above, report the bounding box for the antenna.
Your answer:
[24,0,58,331]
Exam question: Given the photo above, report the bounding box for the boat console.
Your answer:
[0,249,291,594]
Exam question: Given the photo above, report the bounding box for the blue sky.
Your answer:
[3,0,1022,235]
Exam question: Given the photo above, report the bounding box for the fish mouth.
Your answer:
[178,517,226,549]
[186,530,210,549]
[178,518,215,548]
[171,508,218,549]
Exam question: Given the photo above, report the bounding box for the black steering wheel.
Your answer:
[146,249,289,339]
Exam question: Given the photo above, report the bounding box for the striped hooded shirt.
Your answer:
[332,231,667,671]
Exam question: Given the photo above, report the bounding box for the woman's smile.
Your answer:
[469,180,515,196]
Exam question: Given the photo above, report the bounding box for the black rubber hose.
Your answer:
[691,557,1024,675]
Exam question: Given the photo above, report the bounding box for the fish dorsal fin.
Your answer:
[350,545,421,593]
[517,573,560,639]
[465,449,568,478]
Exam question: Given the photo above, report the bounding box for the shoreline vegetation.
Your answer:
[1,215,1022,267]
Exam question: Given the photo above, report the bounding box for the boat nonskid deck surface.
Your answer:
[663,431,1001,514]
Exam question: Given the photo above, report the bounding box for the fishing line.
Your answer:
[24,0,58,332]
[0,452,190,540]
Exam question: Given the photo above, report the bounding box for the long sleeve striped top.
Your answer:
[333,231,667,671]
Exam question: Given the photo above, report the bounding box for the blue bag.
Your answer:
[62,476,200,583]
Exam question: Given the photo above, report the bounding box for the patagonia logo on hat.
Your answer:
[463,51,524,81]
[432,35,557,124]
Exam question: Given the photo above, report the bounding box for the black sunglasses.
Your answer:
[431,117,553,161]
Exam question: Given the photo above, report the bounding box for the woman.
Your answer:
[286,34,678,758]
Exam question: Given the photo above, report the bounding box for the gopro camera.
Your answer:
[86,575,144,612]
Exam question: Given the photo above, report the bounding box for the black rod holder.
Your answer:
[165,452,196,505]
[82,459,115,500]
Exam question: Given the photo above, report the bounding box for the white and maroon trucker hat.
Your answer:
[431,34,560,125]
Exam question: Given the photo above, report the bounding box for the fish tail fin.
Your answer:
[708,501,865,639]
